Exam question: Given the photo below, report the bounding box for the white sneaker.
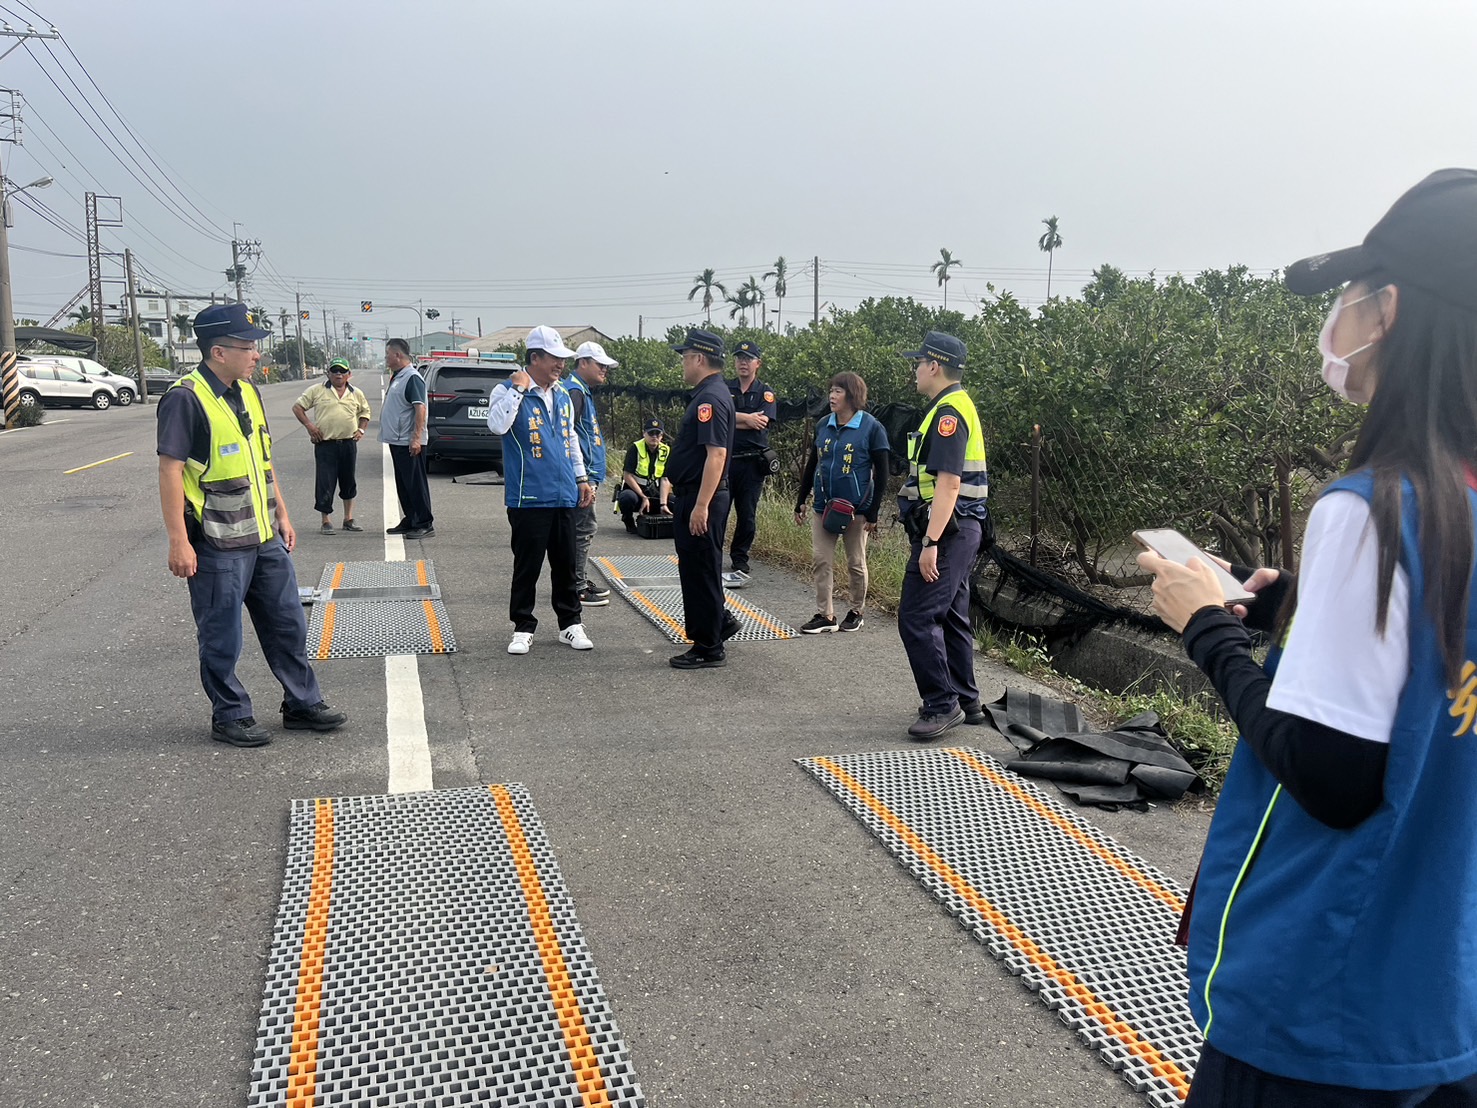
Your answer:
[559,623,594,650]
[508,631,533,655]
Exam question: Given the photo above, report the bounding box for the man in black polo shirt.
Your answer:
[667,328,738,669]
[726,339,776,577]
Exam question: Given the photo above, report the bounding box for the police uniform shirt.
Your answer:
[157,363,259,466]
[667,375,735,488]
[913,384,988,520]
[729,377,777,454]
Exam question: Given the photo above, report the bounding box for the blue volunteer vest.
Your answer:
[501,386,580,509]
[1188,470,1477,1088]
[565,373,606,484]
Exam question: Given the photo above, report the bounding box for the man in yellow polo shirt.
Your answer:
[292,357,372,534]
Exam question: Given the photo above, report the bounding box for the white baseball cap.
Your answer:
[525,325,575,358]
[574,340,618,367]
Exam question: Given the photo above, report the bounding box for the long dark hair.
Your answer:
[1341,274,1477,686]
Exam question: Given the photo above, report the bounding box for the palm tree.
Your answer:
[1038,216,1063,300]
[726,286,754,324]
[688,268,727,323]
[931,248,961,309]
[69,305,92,325]
[764,256,788,332]
[739,275,764,328]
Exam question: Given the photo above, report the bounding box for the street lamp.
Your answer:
[3,175,53,229]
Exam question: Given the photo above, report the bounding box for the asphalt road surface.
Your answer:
[0,380,1212,1107]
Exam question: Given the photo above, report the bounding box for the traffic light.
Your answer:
[425,308,440,320]
[360,301,372,313]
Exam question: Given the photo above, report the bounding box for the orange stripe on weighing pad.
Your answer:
[810,756,1192,1100]
[422,600,445,652]
[285,797,335,1108]
[329,562,345,589]
[946,748,1185,914]
[490,786,614,1107]
[723,593,792,639]
[315,603,336,660]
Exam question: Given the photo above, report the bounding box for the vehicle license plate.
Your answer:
[467,406,489,419]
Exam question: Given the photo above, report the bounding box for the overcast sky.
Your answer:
[4,0,1475,341]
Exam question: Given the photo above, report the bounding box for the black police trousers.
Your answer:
[672,489,731,654]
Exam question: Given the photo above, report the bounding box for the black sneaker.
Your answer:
[282,701,348,732]
[212,717,271,748]
[588,584,611,598]
[731,561,751,575]
[800,613,838,634]
[670,648,726,669]
[838,610,865,632]
[960,700,988,725]
[907,707,966,741]
[579,586,610,607]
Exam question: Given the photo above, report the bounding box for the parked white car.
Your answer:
[18,355,140,406]
[15,362,124,410]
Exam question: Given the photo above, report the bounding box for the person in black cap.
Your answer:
[725,339,777,577]
[667,328,739,668]
[1137,168,1477,1103]
[896,329,991,740]
[617,417,673,533]
[156,302,346,748]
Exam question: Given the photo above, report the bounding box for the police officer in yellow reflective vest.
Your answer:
[616,417,672,532]
[156,303,346,749]
[896,330,991,741]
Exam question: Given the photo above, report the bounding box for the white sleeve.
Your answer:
[486,382,523,434]
[1265,490,1410,744]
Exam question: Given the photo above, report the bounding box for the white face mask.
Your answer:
[1318,290,1380,403]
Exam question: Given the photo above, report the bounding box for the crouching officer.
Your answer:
[668,329,739,668]
[156,303,347,748]
[896,330,990,741]
[617,417,673,533]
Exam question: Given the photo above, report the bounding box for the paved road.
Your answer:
[0,382,1212,1107]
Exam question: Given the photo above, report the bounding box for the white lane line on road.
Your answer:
[380,417,433,793]
[0,418,71,435]
[64,450,134,474]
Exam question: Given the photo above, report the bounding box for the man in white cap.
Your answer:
[567,340,617,606]
[485,326,598,654]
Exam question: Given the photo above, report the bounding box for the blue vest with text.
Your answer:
[565,373,606,484]
[501,386,580,509]
[1187,470,1477,1089]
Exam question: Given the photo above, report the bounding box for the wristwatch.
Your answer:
[922,535,939,549]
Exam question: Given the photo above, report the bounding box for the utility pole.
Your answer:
[162,290,173,380]
[228,233,259,304]
[295,290,306,379]
[813,255,819,326]
[638,315,643,340]
[322,309,330,361]
[279,308,289,369]
[123,249,146,397]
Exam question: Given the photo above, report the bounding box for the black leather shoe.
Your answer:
[212,717,271,748]
[960,700,988,725]
[282,701,348,731]
[405,526,436,539]
[721,614,741,641]
[386,522,411,535]
[670,648,726,670]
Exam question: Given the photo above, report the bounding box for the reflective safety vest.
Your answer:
[632,439,670,481]
[902,386,988,505]
[170,371,276,549]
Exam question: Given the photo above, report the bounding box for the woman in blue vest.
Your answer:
[793,372,890,633]
[1138,169,1477,1104]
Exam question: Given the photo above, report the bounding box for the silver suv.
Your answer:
[16,362,124,410]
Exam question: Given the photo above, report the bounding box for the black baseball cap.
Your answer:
[902,330,967,371]
[644,418,663,434]
[671,328,725,358]
[1284,168,1477,310]
[194,302,269,343]
[734,340,762,359]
